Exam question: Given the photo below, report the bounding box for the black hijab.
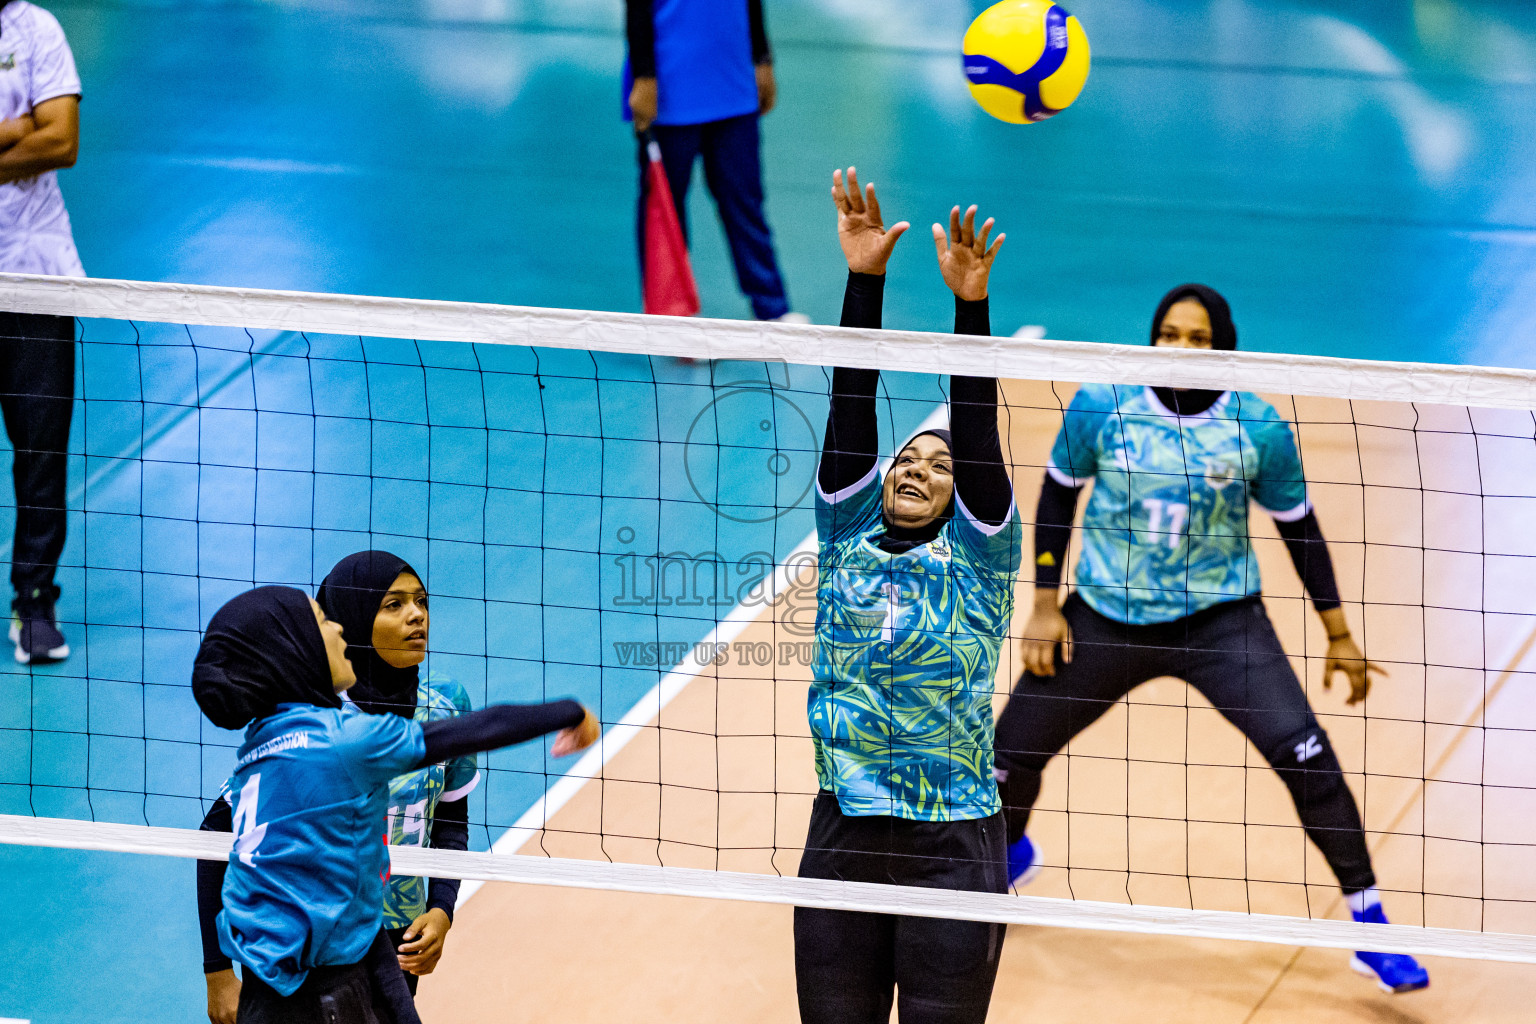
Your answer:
[316,550,423,719]
[192,585,338,731]
[1149,283,1236,416]
[875,428,955,554]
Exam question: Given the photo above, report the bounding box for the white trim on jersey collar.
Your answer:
[1143,385,1232,423]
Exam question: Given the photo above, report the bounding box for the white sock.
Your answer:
[1346,886,1382,916]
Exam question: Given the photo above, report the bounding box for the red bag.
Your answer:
[642,138,701,318]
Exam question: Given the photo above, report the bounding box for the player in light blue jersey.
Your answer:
[994,284,1428,995]
[196,552,484,1020]
[191,585,599,1022]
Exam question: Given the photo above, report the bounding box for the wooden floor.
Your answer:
[419,380,1536,1021]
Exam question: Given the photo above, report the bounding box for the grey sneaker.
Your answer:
[11,587,69,665]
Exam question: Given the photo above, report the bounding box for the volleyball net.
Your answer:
[3,272,1536,963]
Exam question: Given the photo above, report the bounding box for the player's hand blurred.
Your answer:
[205,968,240,1024]
[398,907,452,976]
[629,76,659,133]
[832,167,909,276]
[1020,594,1071,677]
[756,63,777,115]
[551,708,600,757]
[934,205,1004,302]
[1323,634,1385,706]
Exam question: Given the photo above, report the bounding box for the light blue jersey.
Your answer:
[1050,385,1309,625]
[811,468,1022,821]
[381,674,479,930]
[216,702,424,996]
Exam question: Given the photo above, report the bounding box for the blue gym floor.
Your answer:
[4,1,1536,1020]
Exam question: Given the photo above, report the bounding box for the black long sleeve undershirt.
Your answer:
[425,796,468,921]
[818,273,1012,526]
[1030,477,1342,610]
[950,296,1012,527]
[419,700,585,767]
[625,0,657,78]
[197,797,234,974]
[196,700,584,973]
[1274,511,1342,610]
[628,0,771,79]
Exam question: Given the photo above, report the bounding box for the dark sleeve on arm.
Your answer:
[425,796,469,921]
[197,796,233,974]
[749,0,771,64]
[626,0,656,78]
[817,272,884,497]
[1274,510,1342,611]
[949,296,1012,527]
[1033,476,1081,589]
[419,700,586,768]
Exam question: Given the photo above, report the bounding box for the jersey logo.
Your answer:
[930,540,951,562]
[1036,551,1056,567]
[1294,734,1323,763]
[1203,457,1243,490]
[0,53,15,71]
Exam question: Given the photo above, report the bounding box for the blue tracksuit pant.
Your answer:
[637,113,790,320]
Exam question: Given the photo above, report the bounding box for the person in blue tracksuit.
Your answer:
[624,0,800,321]
[191,585,599,1023]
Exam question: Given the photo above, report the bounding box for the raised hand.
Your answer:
[832,167,909,275]
[933,205,1004,302]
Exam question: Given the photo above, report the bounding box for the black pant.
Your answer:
[237,930,419,1024]
[994,594,1376,893]
[637,113,789,320]
[795,792,1007,1024]
[0,312,74,598]
[384,928,418,996]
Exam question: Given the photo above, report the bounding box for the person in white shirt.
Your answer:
[0,0,81,664]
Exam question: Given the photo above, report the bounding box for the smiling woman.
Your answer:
[795,168,1023,1024]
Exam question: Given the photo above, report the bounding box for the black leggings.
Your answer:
[236,930,419,1023]
[794,793,1007,1024]
[994,595,1375,894]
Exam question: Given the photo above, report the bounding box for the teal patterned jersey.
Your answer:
[1051,385,1310,625]
[810,468,1022,821]
[379,673,479,929]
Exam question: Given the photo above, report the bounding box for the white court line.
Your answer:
[455,403,950,907]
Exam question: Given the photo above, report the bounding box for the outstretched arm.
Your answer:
[820,168,909,497]
[935,205,1011,525]
[1273,510,1384,705]
[418,701,597,767]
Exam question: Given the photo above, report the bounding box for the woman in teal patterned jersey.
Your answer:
[993,285,1429,995]
[196,550,502,1020]
[794,168,1022,1024]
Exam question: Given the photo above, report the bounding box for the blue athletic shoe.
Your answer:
[1006,835,1041,889]
[1350,903,1429,994]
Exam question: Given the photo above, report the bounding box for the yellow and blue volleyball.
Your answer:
[963,0,1091,124]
